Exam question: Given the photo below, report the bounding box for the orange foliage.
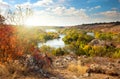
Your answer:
[0,25,23,62]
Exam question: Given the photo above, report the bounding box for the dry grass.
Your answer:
[67,63,88,75]
[0,61,27,79]
[0,64,9,76]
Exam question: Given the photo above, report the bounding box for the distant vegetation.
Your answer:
[60,23,120,58]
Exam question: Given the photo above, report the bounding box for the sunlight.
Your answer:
[24,15,62,27]
[24,16,40,27]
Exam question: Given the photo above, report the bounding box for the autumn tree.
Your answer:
[0,7,33,62]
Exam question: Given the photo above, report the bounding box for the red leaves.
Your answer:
[0,25,39,62]
[0,25,23,62]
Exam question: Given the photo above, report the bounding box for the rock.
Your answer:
[86,63,120,77]
[108,63,115,67]
[83,73,90,77]
[82,55,87,58]
[65,56,72,60]
[116,59,120,64]
[49,77,59,79]
[105,68,119,76]
[77,60,84,66]
[104,76,109,79]
[53,55,78,68]
[72,75,79,79]
[86,64,105,74]
[89,39,105,46]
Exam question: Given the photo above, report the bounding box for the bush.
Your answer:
[89,46,106,56]
[0,25,23,62]
[112,50,120,58]
[95,32,114,41]
[75,47,85,56]
[52,48,65,56]
[40,45,54,53]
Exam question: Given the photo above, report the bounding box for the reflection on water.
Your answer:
[45,29,57,32]
[87,32,94,37]
[38,34,65,48]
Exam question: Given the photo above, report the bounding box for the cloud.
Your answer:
[89,5,101,11]
[15,2,32,8]
[111,8,118,10]
[25,6,89,26]
[0,0,9,7]
[93,10,120,22]
[99,11,120,17]
[33,0,53,7]
[119,0,120,3]
[57,0,68,5]
[0,0,10,15]
[95,6,101,9]
[45,6,88,18]
[15,0,54,8]
[1,0,119,26]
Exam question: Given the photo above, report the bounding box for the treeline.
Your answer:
[81,21,120,26]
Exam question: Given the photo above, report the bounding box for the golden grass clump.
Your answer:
[67,63,88,75]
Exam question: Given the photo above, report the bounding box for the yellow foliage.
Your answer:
[83,45,90,50]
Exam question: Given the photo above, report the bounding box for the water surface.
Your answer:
[38,34,65,48]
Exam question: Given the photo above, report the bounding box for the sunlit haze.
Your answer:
[25,16,42,26]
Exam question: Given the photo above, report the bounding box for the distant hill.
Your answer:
[69,21,120,33]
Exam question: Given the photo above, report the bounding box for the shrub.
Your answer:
[89,46,106,56]
[0,25,23,62]
[112,50,120,58]
[95,32,114,41]
[52,48,65,56]
[75,48,85,56]
[40,45,54,53]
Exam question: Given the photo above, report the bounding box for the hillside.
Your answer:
[69,22,120,33]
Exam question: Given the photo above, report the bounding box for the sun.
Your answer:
[24,16,40,27]
[24,15,60,27]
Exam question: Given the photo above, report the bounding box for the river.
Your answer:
[38,29,65,48]
[38,29,94,48]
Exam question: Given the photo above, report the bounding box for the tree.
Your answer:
[0,6,34,62]
[0,14,5,24]
[6,5,33,26]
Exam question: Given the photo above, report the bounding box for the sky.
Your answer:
[0,0,120,26]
